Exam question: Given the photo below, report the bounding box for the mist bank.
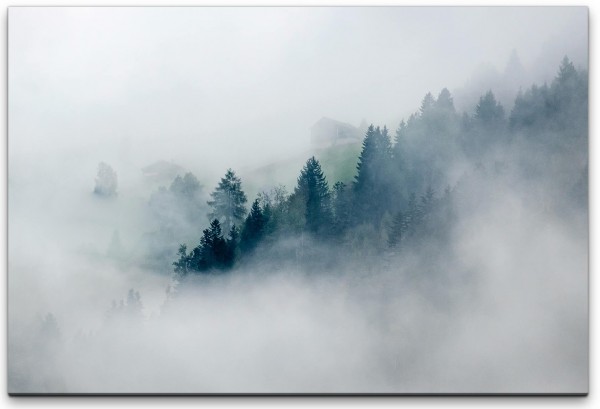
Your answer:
[8,178,588,394]
[8,172,587,393]
[8,47,588,393]
[9,7,587,174]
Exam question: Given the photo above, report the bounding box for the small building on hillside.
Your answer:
[142,160,186,184]
[310,117,362,148]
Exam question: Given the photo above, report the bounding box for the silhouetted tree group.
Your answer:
[172,57,587,275]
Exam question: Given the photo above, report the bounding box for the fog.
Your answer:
[9,7,587,172]
[8,7,588,394]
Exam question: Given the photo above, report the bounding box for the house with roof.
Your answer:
[310,117,362,148]
[141,160,186,184]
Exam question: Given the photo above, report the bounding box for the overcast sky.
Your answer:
[9,7,588,174]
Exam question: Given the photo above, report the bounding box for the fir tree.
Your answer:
[207,169,248,233]
[332,181,351,238]
[225,225,240,267]
[463,90,507,157]
[420,92,435,114]
[420,186,435,213]
[291,157,332,236]
[173,244,190,275]
[240,199,266,253]
[394,120,407,150]
[354,125,393,226]
[475,91,505,124]
[388,210,405,248]
[192,219,228,272]
[418,187,436,230]
[435,88,455,112]
[405,193,419,236]
[556,56,577,88]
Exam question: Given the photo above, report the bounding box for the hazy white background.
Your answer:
[9,6,587,174]
[2,0,597,407]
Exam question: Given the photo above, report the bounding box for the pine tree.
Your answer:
[556,56,577,87]
[394,120,407,150]
[420,186,435,213]
[173,244,190,275]
[354,125,377,193]
[509,57,586,139]
[475,91,505,124]
[207,169,248,233]
[193,219,228,272]
[380,125,392,154]
[463,90,507,157]
[240,199,266,253]
[435,88,455,112]
[391,120,410,198]
[261,201,274,236]
[419,187,436,229]
[211,220,228,270]
[225,225,240,267]
[405,193,419,235]
[332,181,351,238]
[355,125,392,192]
[354,125,393,226]
[291,157,332,236]
[388,210,405,248]
[420,92,435,114]
[195,225,216,271]
[549,56,586,135]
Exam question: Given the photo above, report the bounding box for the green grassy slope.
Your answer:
[242,141,362,198]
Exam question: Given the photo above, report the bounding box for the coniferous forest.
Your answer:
[172,57,587,279]
[8,7,589,395]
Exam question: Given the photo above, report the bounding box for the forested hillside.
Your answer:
[171,57,587,277]
[9,56,588,394]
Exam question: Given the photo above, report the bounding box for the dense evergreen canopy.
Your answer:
[171,57,587,275]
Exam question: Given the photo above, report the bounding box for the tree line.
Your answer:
[173,57,587,275]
